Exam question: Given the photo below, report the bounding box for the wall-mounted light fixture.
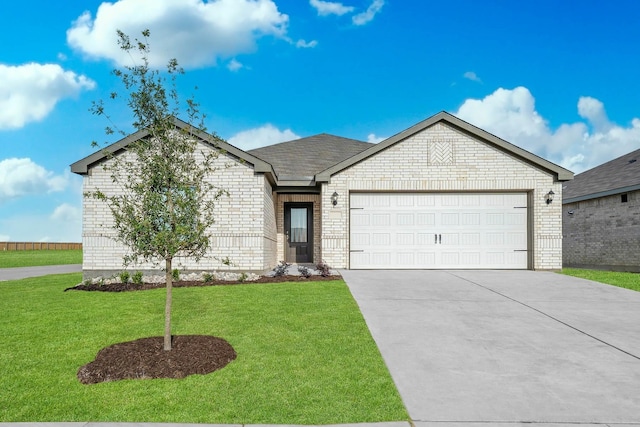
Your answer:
[568,210,575,215]
[546,190,555,205]
[331,192,339,206]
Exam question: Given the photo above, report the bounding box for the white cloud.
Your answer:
[51,203,81,222]
[463,71,481,83]
[296,39,318,48]
[228,124,300,150]
[67,0,290,69]
[227,59,244,72]
[455,86,640,173]
[0,158,68,202]
[367,133,386,143]
[352,0,385,25]
[310,0,354,16]
[0,234,9,241]
[0,63,95,130]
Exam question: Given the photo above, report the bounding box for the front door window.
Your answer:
[290,208,308,243]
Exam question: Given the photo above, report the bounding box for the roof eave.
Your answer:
[70,117,279,183]
[563,183,640,204]
[70,129,150,175]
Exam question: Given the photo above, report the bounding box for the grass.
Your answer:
[0,273,408,423]
[0,249,82,268]
[560,268,640,292]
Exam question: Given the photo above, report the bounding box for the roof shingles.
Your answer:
[563,148,640,201]
[247,133,373,179]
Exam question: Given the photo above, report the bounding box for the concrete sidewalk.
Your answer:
[341,270,640,424]
[0,264,82,281]
[0,424,411,427]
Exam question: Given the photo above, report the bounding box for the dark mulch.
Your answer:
[78,335,237,384]
[65,274,342,292]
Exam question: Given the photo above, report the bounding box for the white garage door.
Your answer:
[350,193,528,269]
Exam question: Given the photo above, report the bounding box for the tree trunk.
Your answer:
[164,257,173,351]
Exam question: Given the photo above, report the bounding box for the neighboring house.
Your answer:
[71,111,572,277]
[563,149,640,272]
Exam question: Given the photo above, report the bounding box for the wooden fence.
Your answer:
[0,242,82,251]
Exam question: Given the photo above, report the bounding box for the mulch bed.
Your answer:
[73,274,340,384]
[65,274,342,292]
[78,335,237,385]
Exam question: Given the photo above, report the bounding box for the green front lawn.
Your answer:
[560,268,640,292]
[0,273,407,423]
[0,249,82,268]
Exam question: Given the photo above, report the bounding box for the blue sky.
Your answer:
[2,0,640,242]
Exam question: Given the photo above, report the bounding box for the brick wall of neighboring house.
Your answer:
[276,193,321,265]
[563,190,640,271]
[322,121,563,270]
[82,143,271,278]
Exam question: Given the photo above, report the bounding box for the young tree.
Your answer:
[89,30,227,350]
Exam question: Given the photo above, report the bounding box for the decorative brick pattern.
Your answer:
[563,190,640,271]
[429,139,454,165]
[321,122,563,270]
[82,143,275,276]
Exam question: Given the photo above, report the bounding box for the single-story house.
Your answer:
[71,111,573,277]
[563,148,640,272]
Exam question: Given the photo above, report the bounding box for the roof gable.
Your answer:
[316,111,573,182]
[563,147,640,203]
[70,117,276,180]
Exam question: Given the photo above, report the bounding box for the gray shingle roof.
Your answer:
[563,147,640,202]
[248,133,373,179]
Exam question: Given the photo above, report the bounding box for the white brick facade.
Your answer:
[82,143,276,277]
[76,114,568,275]
[320,122,563,270]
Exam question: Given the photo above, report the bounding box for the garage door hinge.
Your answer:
[350,207,364,210]
[350,250,365,252]
[514,249,528,252]
[513,206,527,209]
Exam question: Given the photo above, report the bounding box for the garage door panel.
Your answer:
[372,233,391,246]
[351,213,370,227]
[350,192,529,269]
[417,213,435,225]
[397,213,415,225]
[372,214,390,226]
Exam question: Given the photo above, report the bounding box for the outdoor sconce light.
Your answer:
[546,190,555,205]
[331,192,339,206]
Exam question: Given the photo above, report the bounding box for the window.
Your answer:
[621,194,628,203]
[290,207,308,243]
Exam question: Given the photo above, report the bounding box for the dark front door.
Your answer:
[284,203,313,263]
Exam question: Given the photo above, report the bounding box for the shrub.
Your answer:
[316,260,331,277]
[273,261,290,277]
[119,271,130,284]
[298,265,312,278]
[132,271,143,285]
[83,278,92,286]
[239,272,248,282]
[172,268,180,282]
[203,272,213,283]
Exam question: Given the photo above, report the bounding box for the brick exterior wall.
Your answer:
[321,122,564,270]
[82,143,274,277]
[563,190,640,271]
[263,178,278,269]
[275,194,321,264]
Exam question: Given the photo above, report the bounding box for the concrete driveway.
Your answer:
[0,264,82,281]
[341,270,640,425]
